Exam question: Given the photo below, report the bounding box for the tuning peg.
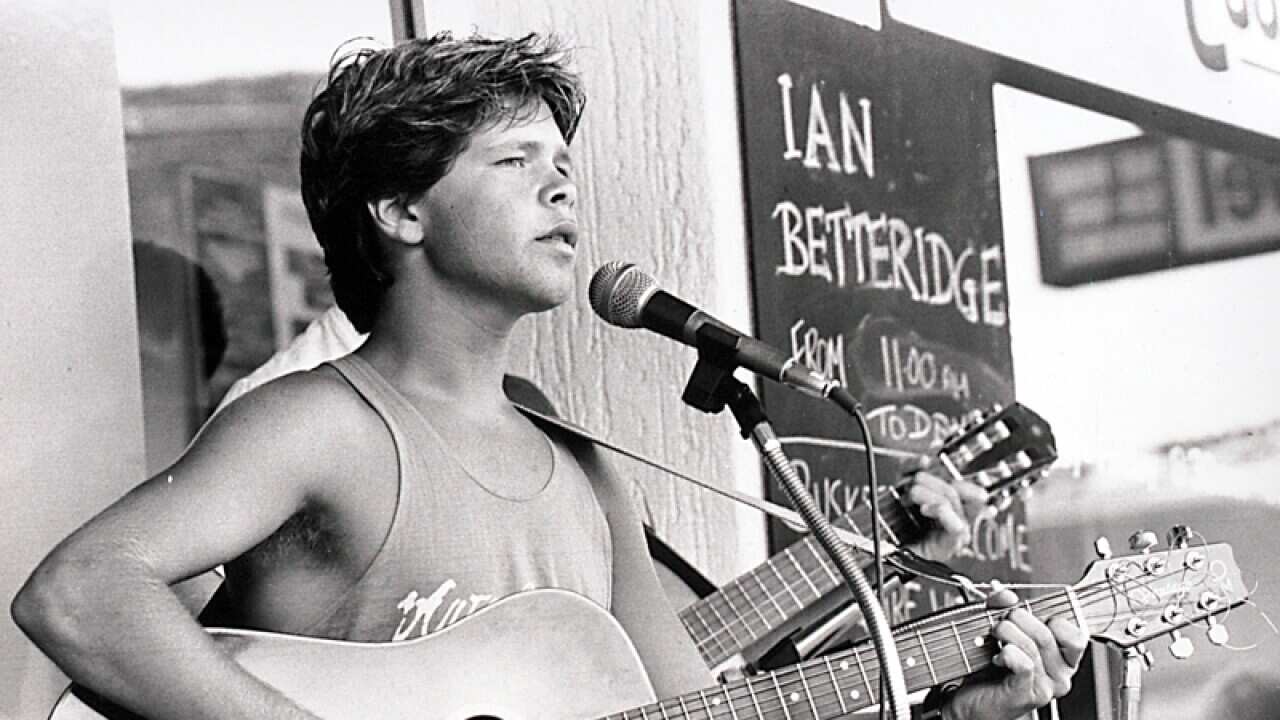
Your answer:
[1127,643,1155,669]
[994,490,1014,513]
[1207,620,1230,646]
[962,409,986,431]
[1016,474,1036,501]
[1144,553,1168,574]
[1125,617,1148,638]
[1169,630,1195,660]
[1166,525,1193,549]
[1128,530,1159,553]
[989,420,1011,442]
[1094,537,1113,560]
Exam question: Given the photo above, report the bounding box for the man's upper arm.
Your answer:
[55,374,356,585]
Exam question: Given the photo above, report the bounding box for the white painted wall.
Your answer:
[0,2,145,718]
[424,0,767,583]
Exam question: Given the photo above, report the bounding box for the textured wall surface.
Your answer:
[426,0,763,585]
[0,2,145,717]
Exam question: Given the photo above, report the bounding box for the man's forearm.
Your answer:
[15,557,322,720]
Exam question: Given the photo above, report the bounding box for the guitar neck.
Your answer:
[679,402,1060,669]
[618,589,1078,720]
[681,482,924,667]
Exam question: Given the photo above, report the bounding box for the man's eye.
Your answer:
[498,157,527,167]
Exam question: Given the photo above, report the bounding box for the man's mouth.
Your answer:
[537,221,579,249]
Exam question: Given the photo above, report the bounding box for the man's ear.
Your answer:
[366,195,426,247]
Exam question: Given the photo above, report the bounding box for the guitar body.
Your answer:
[49,589,656,720]
[48,543,1250,720]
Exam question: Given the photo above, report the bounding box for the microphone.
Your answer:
[588,261,850,404]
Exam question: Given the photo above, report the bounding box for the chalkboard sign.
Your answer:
[733,0,1030,627]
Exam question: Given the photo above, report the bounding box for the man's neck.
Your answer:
[358,292,523,418]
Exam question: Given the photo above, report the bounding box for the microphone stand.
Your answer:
[1117,647,1146,720]
[679,323,910,720]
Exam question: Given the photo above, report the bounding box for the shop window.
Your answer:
[111,2,393,473]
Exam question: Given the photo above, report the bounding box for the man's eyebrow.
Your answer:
[489,139,573,163]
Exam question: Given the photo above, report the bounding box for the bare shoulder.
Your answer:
[194,364,385,485]
[18,365,393,590]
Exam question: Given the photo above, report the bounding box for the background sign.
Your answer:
[887,0,1280,141]
[734,0,1028,629]
[1030,135,1280,285]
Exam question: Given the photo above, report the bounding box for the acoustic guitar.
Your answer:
[51,536,1244,720]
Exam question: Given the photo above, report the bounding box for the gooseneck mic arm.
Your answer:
[591,261,903,719]
[678,323,908,720]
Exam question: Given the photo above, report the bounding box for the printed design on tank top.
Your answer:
[392,579,539,641]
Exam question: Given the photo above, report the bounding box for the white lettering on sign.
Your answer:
[789,458,865,522]
[954,512,1033,573]
[849,580,977,632]
[776,73,875,178]
[864,403,962,448]
[789,318,849,390]
[879,336,972,401]
[1186,0,1280,73]
[773,200,1007,327]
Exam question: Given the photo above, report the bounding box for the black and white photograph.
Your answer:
[3,2,1277,719]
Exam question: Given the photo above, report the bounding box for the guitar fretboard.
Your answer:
[615,589,1087,720]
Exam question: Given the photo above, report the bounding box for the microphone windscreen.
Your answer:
[588,261,653,328]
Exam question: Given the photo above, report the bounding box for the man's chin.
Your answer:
[519,285,574,315]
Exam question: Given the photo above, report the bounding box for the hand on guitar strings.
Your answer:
[942,586,1088,720]
[903,466,990,562]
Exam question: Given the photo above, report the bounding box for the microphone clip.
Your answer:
[680,323,751,416]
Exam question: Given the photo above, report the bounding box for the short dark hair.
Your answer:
[299,32,586,332]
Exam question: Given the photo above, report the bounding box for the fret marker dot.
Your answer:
[840,660,850,671]
[790,692,800,703]
[712,698,722,706]
[905,657,916,668]
[850,690,861,700]
[974,636,986,648]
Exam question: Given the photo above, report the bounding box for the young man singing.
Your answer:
[14,32,1083,720]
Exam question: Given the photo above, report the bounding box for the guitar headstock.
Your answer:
[1074,530,1246,659]
[937,402,1057,505]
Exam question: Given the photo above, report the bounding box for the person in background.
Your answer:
[211,304,356,414]
[13,31,1084,720]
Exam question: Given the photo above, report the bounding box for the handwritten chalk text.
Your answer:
[773,201,1007,327]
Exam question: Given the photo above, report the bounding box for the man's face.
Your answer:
[415,99,580,316]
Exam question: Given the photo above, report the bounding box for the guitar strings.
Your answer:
[688,459,1040,662]
[689,498,919,660]
[637,592,1189,720]
[616,561,1235,720]
[680,538,1228,717]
